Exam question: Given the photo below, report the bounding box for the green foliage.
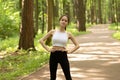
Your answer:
[109,23,120,30]
[0,14,19,39]
[0,50,49,80]
[109,23,120,40]
[0,33,49,79]
[0,1,20,39]
[113,31,120,40]
[0,36,18,51]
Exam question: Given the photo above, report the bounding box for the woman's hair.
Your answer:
[59,14,70,24]
[59,14,70,30]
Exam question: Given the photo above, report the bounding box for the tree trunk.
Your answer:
[53,0,55,29]
[18,0,35,50]
[111,0,116,23]
[90,0,95,24]
[19,0,22,13]
[46,0,53,45]
[98,0,102,24]
[90,0,99,24]
[74,0,86,31]
[34,0,39,37]
[54,0,59,17]
[117,0,120,22]
[41,0,45,34]
[116,0,120,22]
[47,0,53,32]
[53,0,59,29]
[72,0,76,19]
[63,0,70,17]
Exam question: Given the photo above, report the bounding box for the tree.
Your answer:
[63,0,70,17]
[54,0,59,17]
[41,0,46,33]
[47,0,53,32]
[18,0,35,50]
[53,0,59,29]
[73,0,86,31]
[34,0,39,37]
[115,0,120,23]
[117,0,120,22]
[98,0,102,23]
[110,0,116,23]
[90,0,96,24]
[90,0,98,24]
[45,0,54,45]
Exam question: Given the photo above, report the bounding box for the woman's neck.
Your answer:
[59,27,65,32]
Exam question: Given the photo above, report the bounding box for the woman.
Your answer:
[39,15,80,80]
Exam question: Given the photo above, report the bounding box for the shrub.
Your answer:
[0,1,19,39]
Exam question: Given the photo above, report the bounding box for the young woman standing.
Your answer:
[39,15,80,80]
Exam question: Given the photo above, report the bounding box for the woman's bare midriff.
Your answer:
[51,46,67,52]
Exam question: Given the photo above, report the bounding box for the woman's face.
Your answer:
[59,16,68,29]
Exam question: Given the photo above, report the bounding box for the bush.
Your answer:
[109,23,120,40]
[0,1,19,40]
[113,31,120,40]
[0,15,19,39]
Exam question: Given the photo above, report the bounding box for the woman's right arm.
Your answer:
[39,30,54,52]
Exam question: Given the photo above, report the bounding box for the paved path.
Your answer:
[20,24,120,80]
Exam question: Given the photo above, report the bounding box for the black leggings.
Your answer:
[49,51,72,80]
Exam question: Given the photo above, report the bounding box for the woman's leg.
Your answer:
[49,52,58,80]
[59,51,72,80]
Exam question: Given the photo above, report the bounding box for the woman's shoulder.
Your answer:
[66,31,73,37]
[48,29,56,35]
[48,29,55,33]
[66,31,72,35]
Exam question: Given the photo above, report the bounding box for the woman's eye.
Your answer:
[65,20,68,22]
[62,19,64,21]
[61,19,68,22]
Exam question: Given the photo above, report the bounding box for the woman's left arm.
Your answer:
[67,32,80,53]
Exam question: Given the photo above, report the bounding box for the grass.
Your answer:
[0,32,49,80]
[113,31,120,40]
[109,23,120,30]
[0,23,92,80]
[0,36,18,52]
[0,50,49,80]
[109,23,120,40]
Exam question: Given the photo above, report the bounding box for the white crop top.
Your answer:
[52,30,68,47]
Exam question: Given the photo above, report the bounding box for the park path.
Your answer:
[20,24,120,80]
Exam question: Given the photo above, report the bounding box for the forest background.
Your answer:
[0,0,120,80]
